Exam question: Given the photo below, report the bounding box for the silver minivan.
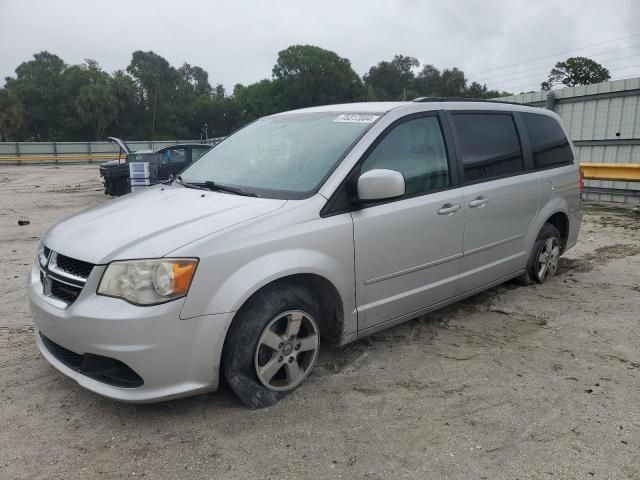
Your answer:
[28,99,582,407]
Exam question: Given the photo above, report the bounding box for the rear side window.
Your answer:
[522,113,574,168]
[361,116,450,195]
[452,113,524,183]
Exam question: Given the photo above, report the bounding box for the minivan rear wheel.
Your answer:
[222,283,321,409]
[518,223,562,285]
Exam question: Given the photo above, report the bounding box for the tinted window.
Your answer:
[361,116,449,195]
[169,148,188,164]
[191,147,210,162]
[453,113,524,182]
[159,148,187,164]
[522,113,573,168]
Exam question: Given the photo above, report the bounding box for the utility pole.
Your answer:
[151,80,159,140]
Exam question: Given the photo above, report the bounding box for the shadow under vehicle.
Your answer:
[99,137,213,196]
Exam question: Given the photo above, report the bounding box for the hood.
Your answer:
[107,137,131,154]
[44,185,287,264]
[100,159,122,168]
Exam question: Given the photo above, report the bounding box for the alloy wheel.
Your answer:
[253,310,320,391]
[538,237,560,281]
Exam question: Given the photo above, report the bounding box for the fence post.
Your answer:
[53,141,58,164]
[87,141,92,163]
[546,91,556,111]
[15,142,21,165]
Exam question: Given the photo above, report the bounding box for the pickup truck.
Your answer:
[99,137,213,196]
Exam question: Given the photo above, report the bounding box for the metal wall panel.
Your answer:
[0,144,18,155]
[496,77,640,203]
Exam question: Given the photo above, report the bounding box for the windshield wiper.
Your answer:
[202,181,259,197]
[175,176,258,197]
[174,175,207,190]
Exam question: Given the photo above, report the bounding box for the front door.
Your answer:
[352,114,465,331]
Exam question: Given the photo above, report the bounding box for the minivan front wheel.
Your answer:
[519,223,562,284]
[223,283,321,408]
[254,310,319,391]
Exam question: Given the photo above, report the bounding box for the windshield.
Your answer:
[179,112,381,199]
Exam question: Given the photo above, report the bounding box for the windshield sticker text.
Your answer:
[334,114,380,124]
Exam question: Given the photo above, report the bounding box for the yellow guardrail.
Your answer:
[0,153,122,162]
[579,163,640,181]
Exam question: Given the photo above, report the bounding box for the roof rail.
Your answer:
[412,96,537,107]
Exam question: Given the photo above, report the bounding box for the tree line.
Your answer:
[0,45,610,142]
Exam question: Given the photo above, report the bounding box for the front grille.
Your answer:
[50,280,82,304]
[40,333,144,388]
[38,247,94,308]
[55,254,93,278]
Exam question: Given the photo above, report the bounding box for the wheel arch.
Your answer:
[526,197,570,255]
[545,211,570,250]
[228,273,345,345]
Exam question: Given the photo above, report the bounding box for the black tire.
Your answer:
[114,177,130,196]
[517,223,562,285]
[222,282,322,409]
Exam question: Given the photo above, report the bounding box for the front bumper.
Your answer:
[28,263,235,403]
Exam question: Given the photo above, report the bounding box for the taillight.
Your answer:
[579,169,585,193]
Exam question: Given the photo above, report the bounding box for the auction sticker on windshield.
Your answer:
[334,114,380,123]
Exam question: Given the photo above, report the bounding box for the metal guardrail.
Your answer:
[0,138,224,164]
[579,163,640,182]
[2,154,640,185]
[0,153,121,163]
[0,138,226,165]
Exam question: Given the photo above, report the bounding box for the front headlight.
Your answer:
[97,258,198,305]
[37,241,49,267]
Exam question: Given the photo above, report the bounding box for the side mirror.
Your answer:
[357,169,406,201]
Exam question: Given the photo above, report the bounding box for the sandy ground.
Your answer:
[1,164,639,480]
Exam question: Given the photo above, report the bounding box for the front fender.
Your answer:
[213,249,349,315]
[178,209,357,336]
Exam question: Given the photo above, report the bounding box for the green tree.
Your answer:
[0,88,25,141]
[74,68,118,140]
[3,47,516,142]
[56,60,119,140]
[415,65,467,97]
[126,51,224,139]
[4,51,67,140]
[413,64,440,96]
[233,80,283,122]
[108,70,146,138]
[190,95,242,138]
[414,64,510,98]
[178,63,213,98]
[127,50,182,138]
[273,45,365,110]
[541,56,611,90]
[364,55,420,100]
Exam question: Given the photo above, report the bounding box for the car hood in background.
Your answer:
[44,186,287,264]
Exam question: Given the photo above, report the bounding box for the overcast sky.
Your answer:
[1,0,640,94]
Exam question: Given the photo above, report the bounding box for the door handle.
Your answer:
[437,203,462,215]
[469,196,488,208]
